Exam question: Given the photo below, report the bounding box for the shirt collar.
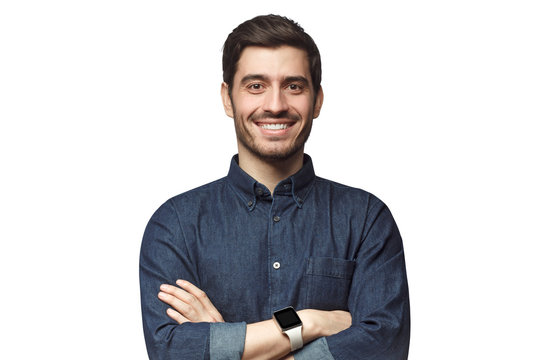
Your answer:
[226,154,316,210]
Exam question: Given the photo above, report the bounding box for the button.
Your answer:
[247,200,253,207]
[256,188,264,196]
[273,262,281,269]
[283,184,290,190]
[273,215,280,222]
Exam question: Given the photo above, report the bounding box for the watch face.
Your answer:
[274,307,302,330]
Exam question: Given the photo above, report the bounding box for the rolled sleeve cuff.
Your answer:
[209,322,247,360]
[294,337,335,360]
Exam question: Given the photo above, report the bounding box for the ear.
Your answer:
[313,86,324,119]
[221,82,234,118]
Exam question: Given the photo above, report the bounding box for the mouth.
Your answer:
[251,111,300,132]
[258,123,291,130]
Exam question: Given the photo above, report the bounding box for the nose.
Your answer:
[262,87,289,114]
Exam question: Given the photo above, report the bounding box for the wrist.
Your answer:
[297,309,323,341]
[273,307,303,351]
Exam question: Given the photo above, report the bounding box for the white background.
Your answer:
[1,1,539,359]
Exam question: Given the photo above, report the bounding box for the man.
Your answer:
[140,14,410,360]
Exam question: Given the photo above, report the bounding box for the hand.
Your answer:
[158,279,224,324]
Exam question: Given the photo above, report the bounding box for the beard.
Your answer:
[233,108,313,162]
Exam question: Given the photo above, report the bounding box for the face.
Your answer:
[221,46,323,162]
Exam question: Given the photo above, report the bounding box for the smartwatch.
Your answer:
[273,306,303,351]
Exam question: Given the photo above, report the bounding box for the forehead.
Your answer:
[234,46,311,82]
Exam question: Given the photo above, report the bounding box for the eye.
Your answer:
[286,83,303,93]
[247,83,265,93]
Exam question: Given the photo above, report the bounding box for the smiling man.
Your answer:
[140,15,410,360]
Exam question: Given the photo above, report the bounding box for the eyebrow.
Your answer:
[240,74,310,86]
[283,76,310,86]
[240,74,269,85]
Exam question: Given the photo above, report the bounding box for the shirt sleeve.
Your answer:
[139,199,247,360]
[298,198,410,360]
[294,337,335,360]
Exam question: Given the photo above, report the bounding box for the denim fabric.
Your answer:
[139,154,410,359]
[294,337,334,359]
[210,322,246,359]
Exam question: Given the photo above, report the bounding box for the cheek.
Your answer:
[290,98,314,117]
[287,92,313,107]
[235,96,263,117]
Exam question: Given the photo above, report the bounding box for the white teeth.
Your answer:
[260,123,289,130]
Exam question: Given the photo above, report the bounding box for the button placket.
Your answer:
[268,196,287,310]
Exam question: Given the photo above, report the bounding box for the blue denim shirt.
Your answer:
[140,155,410,359]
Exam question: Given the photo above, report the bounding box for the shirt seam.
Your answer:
[361,194,386,242]
[168,198,197,283]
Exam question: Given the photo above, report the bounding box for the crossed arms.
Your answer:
[158,279,352,360]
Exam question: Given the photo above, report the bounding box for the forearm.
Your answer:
[242,309,348,360]
[242,319,291,360]
[326,318,410,360]
[142,320,212,360]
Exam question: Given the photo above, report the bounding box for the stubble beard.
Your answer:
[233,107,313,162]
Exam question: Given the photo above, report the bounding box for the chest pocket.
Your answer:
[305,257,356,310]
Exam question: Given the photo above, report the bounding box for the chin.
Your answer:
[251,145,304,162]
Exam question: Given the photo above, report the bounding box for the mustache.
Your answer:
[249,111,301,122]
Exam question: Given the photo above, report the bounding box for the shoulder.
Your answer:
[150,177,229,220]
[312,176,386,211]
[170,177,228,203]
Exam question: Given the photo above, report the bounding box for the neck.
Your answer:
[237,148,304,195]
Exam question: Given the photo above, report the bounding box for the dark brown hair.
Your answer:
[222,14,322,95]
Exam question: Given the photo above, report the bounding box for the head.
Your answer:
[222,14,322,98]
[221,15,324,163]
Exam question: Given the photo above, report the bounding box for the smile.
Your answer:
[259,123,290,130]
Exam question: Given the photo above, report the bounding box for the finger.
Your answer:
[160,284,199,305]
[158,291,199,321]
[166,307,190,324]
[160,284,206,316]
[177,280,224,322]
[175,280,207,299]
